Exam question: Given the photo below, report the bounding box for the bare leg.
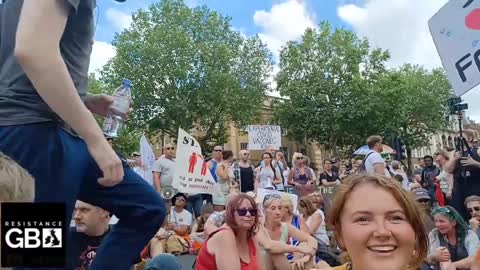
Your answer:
[149,238,165,258]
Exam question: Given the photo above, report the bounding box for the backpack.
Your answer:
[360,152,375,172]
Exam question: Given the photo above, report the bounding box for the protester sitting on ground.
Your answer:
[255,152,282,191]
[167,193,193,236]
[298,197,329,246]
[68,200,112,269]
[414,188,435,234]
[0,152,35,270]
[196,193,262,270]
[191,203,214,243]
[204,193,229,235]
[288,152,315,197]
[466,195,480,238]
[329,175,428,270]
[259,194,317,270]
[428,206,480,270]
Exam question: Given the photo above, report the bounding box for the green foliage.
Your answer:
[274,22,452,161]
[100,0,272,152]
[275,22,390,154]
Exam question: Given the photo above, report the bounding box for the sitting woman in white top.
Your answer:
[297,197,329,246]
[258,194,317,270]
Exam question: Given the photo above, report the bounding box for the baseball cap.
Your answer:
[132,152,140,157]
[414,188,430,201]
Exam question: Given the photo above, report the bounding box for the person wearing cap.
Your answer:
[0,1,166,269]
[167,193,193,236]
[414,188,435,233]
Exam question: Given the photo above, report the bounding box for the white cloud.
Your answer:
[337,0,480,122]
[253,0,315,59]
[106,8,133,32]
[89,41,117,76]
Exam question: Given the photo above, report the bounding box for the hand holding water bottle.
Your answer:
[103,79,133,138]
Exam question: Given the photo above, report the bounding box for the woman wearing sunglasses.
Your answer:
[427,206,479,270]
[258,194,317,270]
[288,152,315,197]
[196,193,261,270]
[329,174,428,270]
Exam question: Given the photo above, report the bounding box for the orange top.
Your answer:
[196,228,259,270]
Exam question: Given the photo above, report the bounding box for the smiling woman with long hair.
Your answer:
[328,175,428,270]
[427,206,479,270]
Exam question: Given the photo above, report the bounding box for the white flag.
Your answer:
[140,135,156,169]
[172,128,215,194]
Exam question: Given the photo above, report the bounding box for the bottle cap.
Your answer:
[122,79,132,88]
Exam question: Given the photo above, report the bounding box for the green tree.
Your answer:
[372,65,452,171]
[274,22,390,156]
[100,0,272,152]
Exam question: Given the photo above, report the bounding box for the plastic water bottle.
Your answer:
[103,79,132,138]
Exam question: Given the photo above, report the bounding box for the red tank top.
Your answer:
[196,228,259,270]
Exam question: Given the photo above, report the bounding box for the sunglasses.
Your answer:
[418,199,430,203]
[263,193,281,205]
[214,149,223,152]
[467,207,480,213]
[244,153,250,156]
[165,147,174,150]
[236,208,258,216]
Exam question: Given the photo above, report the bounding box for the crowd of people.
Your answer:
[2,1,480,270]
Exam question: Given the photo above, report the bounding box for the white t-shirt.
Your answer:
[306,209,329,245]
[365,150,390,177]
[169,207,193,227]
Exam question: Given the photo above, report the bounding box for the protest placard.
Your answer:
[246,125,281,150]
[172,128,216,194]
[429,0,480,96]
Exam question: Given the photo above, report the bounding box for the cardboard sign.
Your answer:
[429,0,480,96]
[172,128,216,194]
[247,125,282,150]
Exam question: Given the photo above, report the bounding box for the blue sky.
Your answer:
[90,0,480,121]
[94,0,348,44]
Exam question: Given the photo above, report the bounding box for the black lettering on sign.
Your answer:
[464,0,473,8]
[182,136,195,147]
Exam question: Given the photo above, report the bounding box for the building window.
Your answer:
[240,143,248,150]
[281,128,288,136]
[156,143,160,150]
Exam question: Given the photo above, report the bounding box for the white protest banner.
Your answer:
[140,135,156,169]
[172,128,216,194]
[256,188,298,213]
[429,1,480,96]
[246,125,281,150]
